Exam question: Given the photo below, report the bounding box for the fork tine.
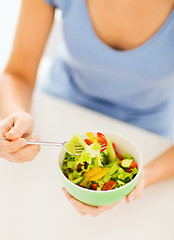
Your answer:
[101,143,107,151]
[75,147,84,150]
[74,142,107,155]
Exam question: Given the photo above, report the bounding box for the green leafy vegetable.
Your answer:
[61,132,138,191]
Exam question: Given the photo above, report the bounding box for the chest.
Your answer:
[87,0,174,50]
[61,0,174,79]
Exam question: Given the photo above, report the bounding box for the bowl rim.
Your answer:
[58,131,143,193]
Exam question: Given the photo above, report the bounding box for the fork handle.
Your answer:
[27,140,63,147]
[0,138,62,147]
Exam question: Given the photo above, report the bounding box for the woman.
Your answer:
[0,0,174,217]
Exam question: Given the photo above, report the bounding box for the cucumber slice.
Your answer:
[68,173,74,181]
[72,177,84,185]
[121,159,133,169]
[106,137,116,162]
[117,180,126,186]
[70,132,88,149]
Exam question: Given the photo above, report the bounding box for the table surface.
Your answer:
[0,93,173,240]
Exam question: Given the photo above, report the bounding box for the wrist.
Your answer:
[142,165,151,189]
[1,106,29,120]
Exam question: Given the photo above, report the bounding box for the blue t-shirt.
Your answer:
[41,0,174,139]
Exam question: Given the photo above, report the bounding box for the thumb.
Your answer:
[126,173,145,204]
[5,120,29,140]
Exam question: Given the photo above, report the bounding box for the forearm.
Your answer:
[143,145,174,188]
[0,72,33,119]
[0,0,55,119]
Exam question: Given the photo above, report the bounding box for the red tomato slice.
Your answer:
[97,132,107,152]
[102,180,117,191]
[84,139,92,145]
[123,161,138,173]
[116,152,123,160]
[131,161,138,168]
[97,132,107,144]
[91,184,98,190]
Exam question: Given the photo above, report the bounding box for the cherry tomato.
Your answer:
[97,132,107,152]
[102,180,117,191]
[125,161,138,172]
[97,132,107,144]
[116,152,123,160]
[91,184,98,190]
[131,161,138,168]
[84,139,92,145]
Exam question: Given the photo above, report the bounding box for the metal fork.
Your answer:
[0,138,107,156]
[0,138,83,156]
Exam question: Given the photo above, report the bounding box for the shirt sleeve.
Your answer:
[43,0,70,16]
[43,0,59,8]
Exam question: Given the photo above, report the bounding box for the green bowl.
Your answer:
[58,132,142,206]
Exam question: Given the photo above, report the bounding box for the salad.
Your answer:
[62,132,138,191]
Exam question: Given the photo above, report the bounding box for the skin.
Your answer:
[0,0,174,214]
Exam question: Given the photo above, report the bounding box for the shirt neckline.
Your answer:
[84,1,174,56]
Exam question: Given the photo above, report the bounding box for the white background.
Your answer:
[0,0,21,72]
[0,0,62,74]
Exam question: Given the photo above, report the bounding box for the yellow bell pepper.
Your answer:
[80,178,89,186]
[83,167,102,178]
[83,166,109,182]
[88,168,109,181]
[86,132,98,143]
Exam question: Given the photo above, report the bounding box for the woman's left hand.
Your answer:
[62,187,120,217]
[62,169,146,217]
[126,169,146,203]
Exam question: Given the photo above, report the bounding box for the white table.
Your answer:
[0,93,173,240]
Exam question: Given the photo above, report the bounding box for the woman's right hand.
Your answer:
[0,111,41,163]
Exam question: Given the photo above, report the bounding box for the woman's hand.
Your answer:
[0,111,40,163]
[62,170,146,217]
[126,170,145,203]
[62,187,121,217]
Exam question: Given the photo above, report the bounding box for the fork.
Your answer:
[0,138,107,156]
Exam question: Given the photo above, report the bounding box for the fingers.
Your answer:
[0,135,41,163]
[62,187,120,217]
[5,118,31,140]
[9,135,41,163]
[82,201,120,217]
[0,112,39,163]
[126,172,145,204]
[0,113,33,140]
[0,116,13,138]
[0,138,27,153]
[10,144,41,163]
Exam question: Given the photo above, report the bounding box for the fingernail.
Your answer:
[129,195,135,203]
[21,141,27,147]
